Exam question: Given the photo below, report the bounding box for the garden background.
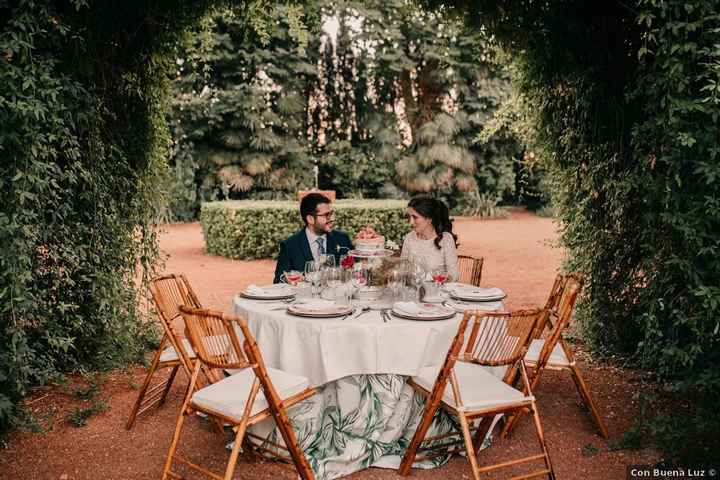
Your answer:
[1,0,718,470]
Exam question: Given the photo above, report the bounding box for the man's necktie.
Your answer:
[316,237,326,256]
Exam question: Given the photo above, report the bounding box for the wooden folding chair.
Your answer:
[126,274,203,430]
[530,274,566,341]
[457,255,484,287]
[504,274,609,438]
[162,306,316,480]
[399,309,555,480]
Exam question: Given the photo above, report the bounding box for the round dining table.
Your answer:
[233,293,504,480]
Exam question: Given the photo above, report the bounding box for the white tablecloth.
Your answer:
[231,295,504,480]
[234,296,504,386]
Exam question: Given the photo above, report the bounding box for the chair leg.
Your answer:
[159,365,180,406]
[161,402,190,480]
[273,408,314,480]
[529,401,555,480]
[500,365,542,439]
[162,362,202,480]
[472,415,496,452]
[458,413,482,480]
[568,364,609,438]
[223,423,248,480]
[126,336,167,430]
[398,391,442,476]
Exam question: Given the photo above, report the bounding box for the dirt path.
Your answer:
[0,209,657,479]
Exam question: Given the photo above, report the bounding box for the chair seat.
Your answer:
[191,367,310,420]
[524,339,571,366]
[159,335,233,363]
[159,338,196,363]
[413,362,532,412]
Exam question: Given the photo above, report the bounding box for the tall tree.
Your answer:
[169,5,321,212]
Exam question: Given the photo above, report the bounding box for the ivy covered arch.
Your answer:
[1,0,718,464]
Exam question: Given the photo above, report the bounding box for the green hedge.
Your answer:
[200,200,411,259]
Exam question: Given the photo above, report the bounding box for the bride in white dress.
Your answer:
[400,196,459,281]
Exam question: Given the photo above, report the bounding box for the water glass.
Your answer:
[325,267,342,300]
[335,281,353,308]
[304,260,323,298]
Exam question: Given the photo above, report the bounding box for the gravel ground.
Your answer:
[0,209,658,479]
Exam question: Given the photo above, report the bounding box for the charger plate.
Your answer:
[240,288,295,300]
[448,285,506,302]
[287,304,353,318]
[391,303,456,321]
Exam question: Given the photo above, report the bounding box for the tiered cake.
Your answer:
[354,226,385,252]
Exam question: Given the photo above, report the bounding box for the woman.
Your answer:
[401,196,459,281]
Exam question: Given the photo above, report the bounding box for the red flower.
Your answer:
[340,255,355,269]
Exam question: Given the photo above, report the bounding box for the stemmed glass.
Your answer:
[408,255,428,300]
[318,254,336,268]
[304,260,323,298]
[325,267,342,300]
[431,267,451,291]
[387,269,405,301]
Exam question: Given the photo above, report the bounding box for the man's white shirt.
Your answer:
[305,228,328,261]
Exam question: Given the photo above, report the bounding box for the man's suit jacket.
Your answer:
[273,229,354,283]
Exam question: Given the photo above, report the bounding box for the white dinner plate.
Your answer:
[286,304,353,318]
[391,303,456,321]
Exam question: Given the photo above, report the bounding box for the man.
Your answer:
[273,193,354,283]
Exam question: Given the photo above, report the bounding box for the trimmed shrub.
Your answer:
[200,200,411,259]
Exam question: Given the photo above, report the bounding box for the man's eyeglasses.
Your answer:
[314,210,336,219]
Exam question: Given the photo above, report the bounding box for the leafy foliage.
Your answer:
[0,0,216,433]
[201,200,409,259]
[454,0,720,466]
[167,1,524,217]
[165,6,320,220]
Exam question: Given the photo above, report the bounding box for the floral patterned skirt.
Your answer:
[248,374,488,480]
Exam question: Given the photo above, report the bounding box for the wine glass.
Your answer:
[387,268,405,301]
[431,267,451,290]
[304,260,323,298]
[280,270,304,286]
[318,254,335,268]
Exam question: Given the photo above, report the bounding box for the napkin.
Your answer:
[393,302,425,316]
[246,284,291,295]
[293,299,336,311]
[445,300,503,312]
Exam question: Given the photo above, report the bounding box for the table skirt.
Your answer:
[249,373,488,480]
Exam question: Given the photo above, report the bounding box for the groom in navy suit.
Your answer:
[273,193,354,283]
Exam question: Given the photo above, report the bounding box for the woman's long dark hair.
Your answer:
[408,197,458,250]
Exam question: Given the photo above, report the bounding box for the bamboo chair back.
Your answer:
[460,309,541,381]
[149,274,202,370]
[178,306,250,371]
[534,275,583,372]
[457,255,484,287]
[531,274,565,339]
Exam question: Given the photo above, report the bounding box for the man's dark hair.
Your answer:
[300,193,331,225]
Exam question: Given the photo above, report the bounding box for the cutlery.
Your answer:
[341,307,359,321]
[349,306,370,320]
